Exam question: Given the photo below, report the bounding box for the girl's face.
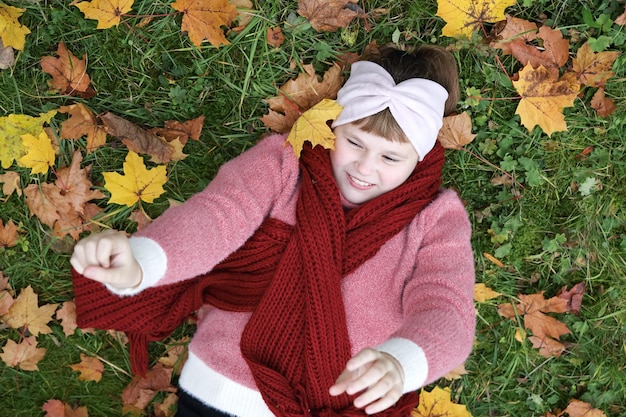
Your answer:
[330,123,419,205]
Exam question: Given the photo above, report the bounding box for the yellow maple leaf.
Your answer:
[437,0,516,38]
[70,353,104,382]
[3,285,58,336]
[171,0,238,48]
[571,42,620,88]
[474,283,502,302]
[18,131,56,174]
[512,64,579,136]
[0,111,57,169]
[0,2,31,50]
[286,98,342,157]
[73,0,134,29]
[413,386,473,417]
[103,151,167,207]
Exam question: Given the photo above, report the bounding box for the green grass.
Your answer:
[1,0,626,416]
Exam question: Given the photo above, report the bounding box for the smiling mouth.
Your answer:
[348,174,374,189]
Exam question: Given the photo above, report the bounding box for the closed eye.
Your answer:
[383,155,400,162]
[347,138,363,148]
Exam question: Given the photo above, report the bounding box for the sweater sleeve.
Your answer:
[394,190,476,388]
[128,133,300,287]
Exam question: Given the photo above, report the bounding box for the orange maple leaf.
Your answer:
[73,0,134,29]
[59,104,107,152]
[261,63,343,133]
[148,115,205,146]
[0,171,22,199]
[437,112,476,150]
[491,14,538,55]
[3,285,58,336]
[297,0,362,32]
[571,42,620,88]
[559,399,607,417]
[171,0,238,48]
[40,42,95,98]
[0,336,46,371]
[0,218,18,247]
[505,25,570,73]
[24,150,105,240]
[498,291,571,357]
[70,353,105,382]
[42,399,89,417]
[122,363,177,411]
[590,87,615,118]
[512,64,580,136]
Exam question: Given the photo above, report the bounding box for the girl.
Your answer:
[70,44,475,417]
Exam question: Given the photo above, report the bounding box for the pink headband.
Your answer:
[332,61,448,160]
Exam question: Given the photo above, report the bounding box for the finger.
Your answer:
[344,348,378,372]
[329,368,356,396]
[353,376,394,408]
[70,245,86,274]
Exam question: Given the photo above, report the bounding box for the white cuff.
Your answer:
[104,236,167,296]
[376,338,428,392]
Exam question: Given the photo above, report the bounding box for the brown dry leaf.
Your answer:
[557,282,585,315]
[3,285,58,336]
[41,399,89,417]
[506,25,570,73]
[122,363,177,411]
[590,87,615,118]
[147,115,204,146]
[498,291,571,357]
[0,171,22,198]
[158,337,189,376]
[266,26,285,48]
[24,150,104,240]
[437,112,476,150]
[0,38,15,69]
[0,218,18,247]
[100,112,174,164]
[442,362,468,381]
[56,300,94,336]
[154,392,179,417]
[560,399,606,417]
[0,273,15,316]
[0,336,46,371]
[59,104,107,152]
[491,14,537,55]
[171,0,238,48]
[512,64,579,136]
[230,0,254,33]
[70,353,104,382]
[297,0,362,32]
[571,42,620,88]
[261,63,343,133]
[615,5,626,26]
[40,42,95,98]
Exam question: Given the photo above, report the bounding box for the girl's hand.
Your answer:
[70,229,142,289]
[329,348,405,415]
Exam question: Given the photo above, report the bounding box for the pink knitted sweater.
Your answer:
[110,134,475,417]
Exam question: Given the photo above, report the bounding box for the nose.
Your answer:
[355,152,375,176]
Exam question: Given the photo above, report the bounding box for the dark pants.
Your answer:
[176,391,235,417]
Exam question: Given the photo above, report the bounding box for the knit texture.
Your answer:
[72,141,445,416]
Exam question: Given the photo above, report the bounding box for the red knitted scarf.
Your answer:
[72,141,445,416]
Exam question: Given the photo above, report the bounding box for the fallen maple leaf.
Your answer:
[490,14,537,55]
[571,42,619,88]
[443,362,469,380]
[70,353,104,382]
[56,300,94,336]
[154,392,179,417]
[559,399,606,417]
[590,87,615,118]
[42,399,89,417]
[474,283,502,302]
[0,218,18,247]
[498,291,571,357]
[18,131,56,174]
[286,98,342,156]
[413,386,473,417]
[506,25,570,73]
[0,3,31,50]
[73,0,134,29]
[103,151,167,207]
[0,336,47,371]
[40,42,95,98]
[297,0,362,32]
[616,5,626,26]
[171,0,238,48]
[122,363,177,411]
[437,112,476,150]
[512,64,579,135]
[24,150,105,239]
[158,337,189,376]
[0,110,57,169]
[230,0,254,33]
[59,104,108,152]
[0,38,14,69]
[436,0,516,38]
[0,171,21,199]
[3,285,58,336]
[147,115,205,146]
[100,112,175,164]
[557,282,585,315]
[261,63,343,133]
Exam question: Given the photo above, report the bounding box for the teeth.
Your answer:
[350,175,372,187]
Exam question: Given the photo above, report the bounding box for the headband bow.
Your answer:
[332,61,448,160]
